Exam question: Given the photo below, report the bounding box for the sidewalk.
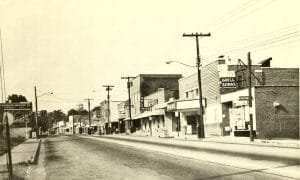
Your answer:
[116,133,300,148]
[93,134,300,162]
[0,138,40,166]
[182,135,300,148]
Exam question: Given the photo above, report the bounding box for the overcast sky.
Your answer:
[0,0,299,113]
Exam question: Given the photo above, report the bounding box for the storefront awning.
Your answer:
[132,109,165,120]
[167,99,204,112]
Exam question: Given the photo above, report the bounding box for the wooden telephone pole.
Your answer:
[183,32,211,138]
[77,104,83,133]
[121,76,135,133]
[103,85,114,134]
[84,99,93,127]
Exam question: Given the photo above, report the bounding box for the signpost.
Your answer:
[0,102,32,178]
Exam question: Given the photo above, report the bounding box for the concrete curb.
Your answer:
[95,135,300,163]
[29,139,41,164]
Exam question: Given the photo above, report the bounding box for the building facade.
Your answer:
[221,67,299,139]
[119,74,182,135]
[168,60,230,137]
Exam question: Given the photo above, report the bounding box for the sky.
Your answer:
[0,0,299,113]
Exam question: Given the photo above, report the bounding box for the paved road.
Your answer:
[30,135,294,180]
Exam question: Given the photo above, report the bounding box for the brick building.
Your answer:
[221,67,299,139]
[166,58,299,139]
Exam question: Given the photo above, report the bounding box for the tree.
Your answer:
[7,94,27,103]
[68,109,78,116]
[4,94,31,128]
[67,108,88,116]
[39,110,48,132]
[48,110,67,127]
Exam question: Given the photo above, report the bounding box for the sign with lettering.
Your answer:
[220,77,236,88]
[0,102,32,111]
[239,96,249,101]
[167,102,176,112]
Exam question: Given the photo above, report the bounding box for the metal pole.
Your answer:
[34,86,39,138]
[4,112,13,178]
[248,52,254,142]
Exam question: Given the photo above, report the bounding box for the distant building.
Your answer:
[99,100,119,134]
[123,74,182,135]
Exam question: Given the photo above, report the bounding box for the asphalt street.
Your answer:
[28,135,296,180]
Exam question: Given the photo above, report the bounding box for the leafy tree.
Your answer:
[67,109,78,116]
[47,110,67,127]
[7,94,27,103]
[39,110,48,132]
[67,108,88,116]
[4,94,31,128]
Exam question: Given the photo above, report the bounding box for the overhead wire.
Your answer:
[206,0,259,30]
[0,28,4,102]
[211,0,277,33]
[205,24,299,53]
[203,26,299,59]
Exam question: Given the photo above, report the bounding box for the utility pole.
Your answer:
[237,55,271,142]
[183,32,211,138]
[248,52,254,142]
[121,76,135,133]
[103,85,114,134]
[77,104,83,134]
[72,115,75,134]
[84,98,93,134]
[34,86,39,138]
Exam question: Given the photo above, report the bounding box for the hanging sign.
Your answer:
[220,77,236,88]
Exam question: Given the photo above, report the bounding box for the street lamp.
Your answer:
[34,86,53,138]
[165,60,195,68]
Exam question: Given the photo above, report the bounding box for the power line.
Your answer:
[204,30,299,59]
[205,24,299,53]
[207,0,258,30]
[212,0,277,32]
[0,28,4,102]
[0,27,7,102]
